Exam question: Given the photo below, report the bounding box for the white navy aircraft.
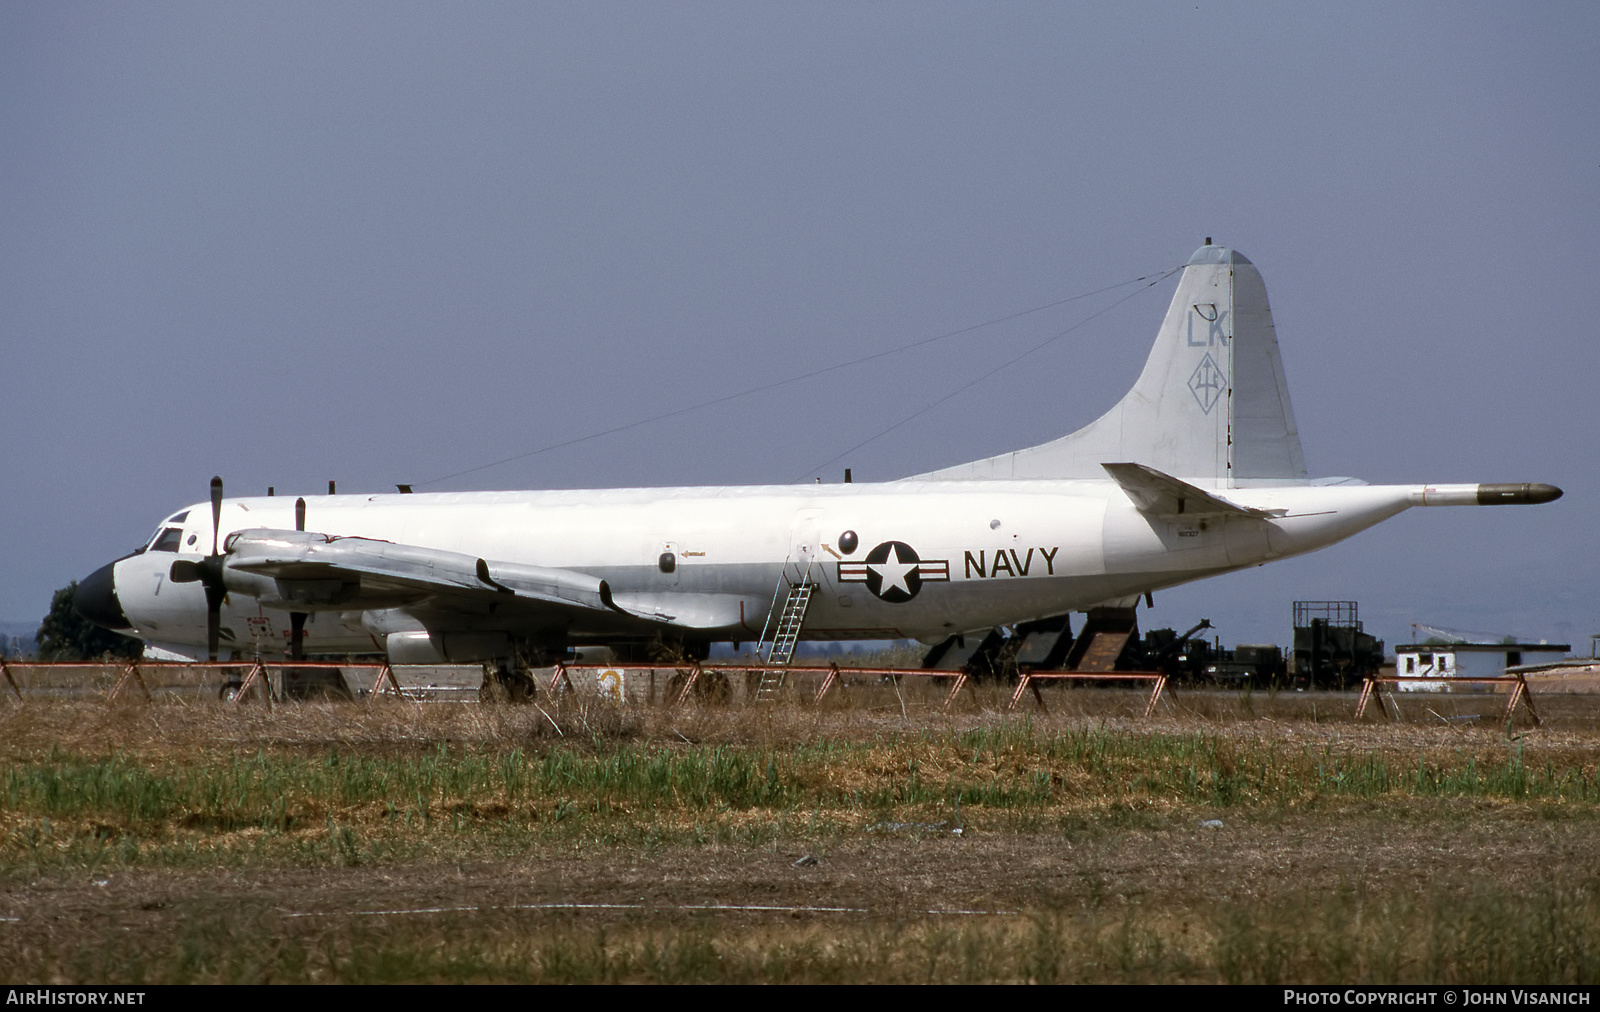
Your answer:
[76,242,1560,680]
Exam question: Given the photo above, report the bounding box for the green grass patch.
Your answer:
[4,723,1599,870]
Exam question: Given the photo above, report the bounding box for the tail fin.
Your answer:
[915,242,1306,487]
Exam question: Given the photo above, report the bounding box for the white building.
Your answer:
[1394,642,1570,691]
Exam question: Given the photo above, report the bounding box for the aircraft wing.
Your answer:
[221,528,628,619]
[1101,463,1285,518]
[219,529,757,631]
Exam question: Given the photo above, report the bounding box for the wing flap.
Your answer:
[607,591,766,630]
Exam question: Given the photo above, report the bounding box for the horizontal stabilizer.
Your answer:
[1101,462,1283,518]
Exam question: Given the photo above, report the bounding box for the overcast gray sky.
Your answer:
[3,2,1595,650]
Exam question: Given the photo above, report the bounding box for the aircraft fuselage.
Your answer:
[100,477,1428,660]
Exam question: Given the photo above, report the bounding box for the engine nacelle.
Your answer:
[383,629,510,665]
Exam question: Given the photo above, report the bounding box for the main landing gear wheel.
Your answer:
[481,663,536,704]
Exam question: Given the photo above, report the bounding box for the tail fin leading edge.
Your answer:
[915,243,1306,488]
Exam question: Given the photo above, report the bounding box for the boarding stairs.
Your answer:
[754,561,816,701]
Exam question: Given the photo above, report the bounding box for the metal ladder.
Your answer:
[754,562,815,701]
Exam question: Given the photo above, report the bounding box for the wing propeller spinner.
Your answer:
[168,476,227,661]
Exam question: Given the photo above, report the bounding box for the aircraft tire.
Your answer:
[481,666,535,704]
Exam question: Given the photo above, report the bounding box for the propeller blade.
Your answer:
[290,611,306,661]
[295,497,306,532]
[204,584,223,662]
[209,477,223,556]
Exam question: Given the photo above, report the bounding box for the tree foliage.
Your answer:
[35,583,143,661]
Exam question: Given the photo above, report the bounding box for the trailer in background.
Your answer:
[1291,601,1385,689]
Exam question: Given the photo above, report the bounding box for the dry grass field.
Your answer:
[3,677,1599,983]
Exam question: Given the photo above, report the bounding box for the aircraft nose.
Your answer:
[75,561,132,630]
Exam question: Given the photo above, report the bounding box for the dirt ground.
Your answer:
[5,805,1592,929]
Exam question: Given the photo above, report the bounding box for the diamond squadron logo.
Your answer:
[837,541,949,603]
[1188,353,1226,414]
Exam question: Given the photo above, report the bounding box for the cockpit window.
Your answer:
[150,527,184,553]
[166,511,190,524]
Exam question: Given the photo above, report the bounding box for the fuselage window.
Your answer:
[151,527,184,553]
